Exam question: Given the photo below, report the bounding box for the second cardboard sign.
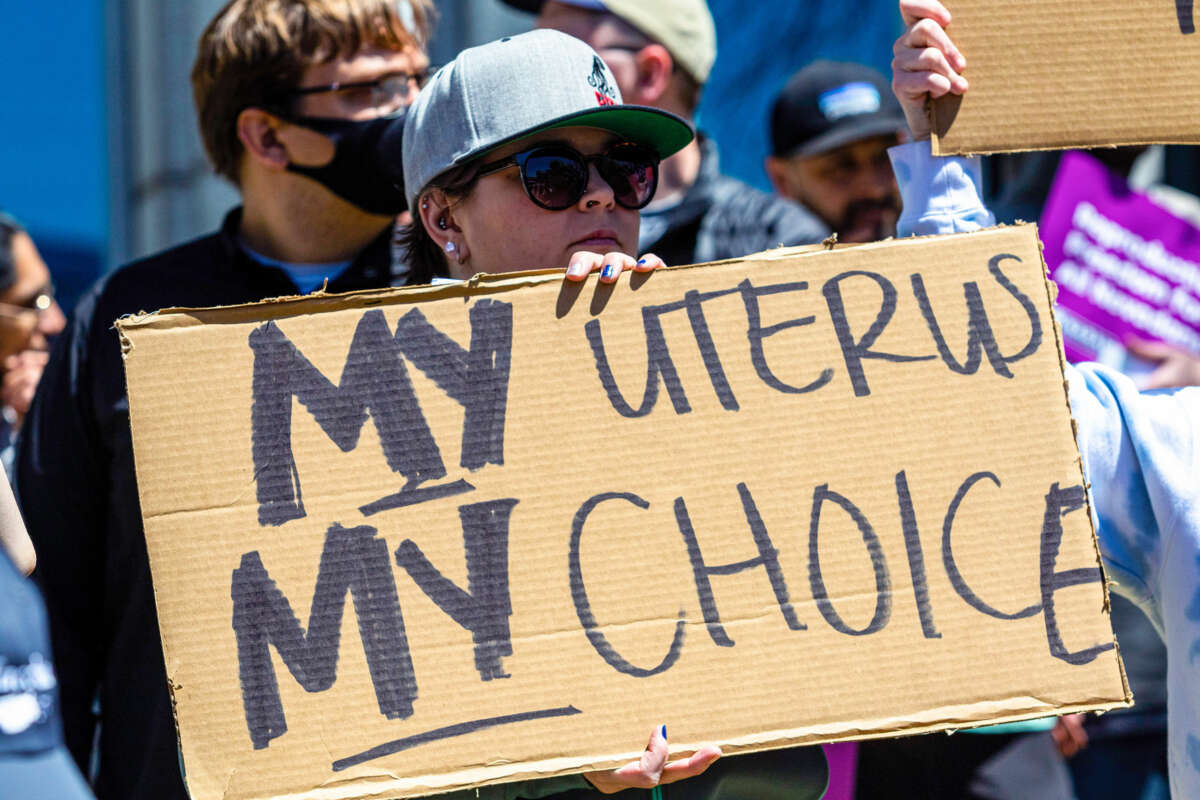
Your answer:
[933,0,1200,154]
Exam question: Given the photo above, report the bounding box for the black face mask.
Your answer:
[285,109,408,216]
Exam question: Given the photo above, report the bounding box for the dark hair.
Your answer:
[0,213,24,291]
[672,69,703,114]
[397,160,482,282]
[191,0,435,184]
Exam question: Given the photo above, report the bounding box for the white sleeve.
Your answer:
[889,140,996,237]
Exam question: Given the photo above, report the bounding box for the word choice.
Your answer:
[231,471,1107,750]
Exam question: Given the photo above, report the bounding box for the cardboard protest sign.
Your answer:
[931,0,1200,154]
[118,224,1129,800]
[1040,151,1200,369]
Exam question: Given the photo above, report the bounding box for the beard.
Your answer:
[836,196,901,243]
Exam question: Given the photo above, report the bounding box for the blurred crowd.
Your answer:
[1,1,1197,799]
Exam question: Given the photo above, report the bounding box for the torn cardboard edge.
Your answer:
[113,226,1023,335]
[928,135,1200,159]
[255,696,1133,800]
[292,698,1135,800]
[925,94,1200,157]
[926,92,1200,156]
[1029,229,1132,701]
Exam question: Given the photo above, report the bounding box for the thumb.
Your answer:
[638,725,668,781]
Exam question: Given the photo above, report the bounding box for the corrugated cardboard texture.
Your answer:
[932,0,1200,154]
[118,225,1129,800]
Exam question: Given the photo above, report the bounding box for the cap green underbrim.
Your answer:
[541,105,695,158]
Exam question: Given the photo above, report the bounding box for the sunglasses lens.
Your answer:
[598,146,658,209]
[522,151,589,210]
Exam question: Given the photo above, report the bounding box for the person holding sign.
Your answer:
[395,28,838,800]
[884,2,1200,797]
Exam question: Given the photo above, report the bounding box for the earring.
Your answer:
[445,241,456,254]
[437,215,448,230]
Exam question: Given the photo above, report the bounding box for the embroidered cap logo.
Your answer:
[587,55,617,106]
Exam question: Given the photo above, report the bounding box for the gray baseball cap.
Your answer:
[402,28,694,209]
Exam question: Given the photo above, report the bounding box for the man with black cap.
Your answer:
[501,0,828,264]
[765,61,907,243]
[15,3,436,799]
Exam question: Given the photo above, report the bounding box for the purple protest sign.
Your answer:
[1039,151,1200,370]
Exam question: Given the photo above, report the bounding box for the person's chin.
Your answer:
[838,226,876,244]
[842,216,899,244]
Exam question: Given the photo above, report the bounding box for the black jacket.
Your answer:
[15,210,413,800]
[638,135,829,266]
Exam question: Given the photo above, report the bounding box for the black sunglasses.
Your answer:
[474,142,660,211]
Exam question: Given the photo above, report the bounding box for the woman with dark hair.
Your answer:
[396,27,829,800]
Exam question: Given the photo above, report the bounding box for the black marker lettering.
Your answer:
[740,278,834,394]
[823,270,935,397]
[231,524,415,749]
[586,313,689,417]
[394,498,518,681]
[807,484,892,636]
[911,274,1014,378]
[569,492,685,676]
[987,254,1043,366]
[674,483,805,647]
[942,472,1041,620]
[250,312,445,526]
[683,290,738,411]
[895,471,941,639]
[1039,483,1113,665]
[392,301,512,470]
[249,303,514,526]
[1179,0,1195,33]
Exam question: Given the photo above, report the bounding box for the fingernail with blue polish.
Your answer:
[601,264,615,279]
[660,724,667,739]
[637,259,647,266]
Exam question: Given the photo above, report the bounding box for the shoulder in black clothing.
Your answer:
[638,134,828,266]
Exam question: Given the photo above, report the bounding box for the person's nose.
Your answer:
[868,158,900,198]
[37,301,66,339]
[576,161,616,211]
[849,164,891,200]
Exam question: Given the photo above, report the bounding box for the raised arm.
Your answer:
[888,0,995,237]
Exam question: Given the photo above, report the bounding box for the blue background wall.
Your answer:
[0,0,109,313]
